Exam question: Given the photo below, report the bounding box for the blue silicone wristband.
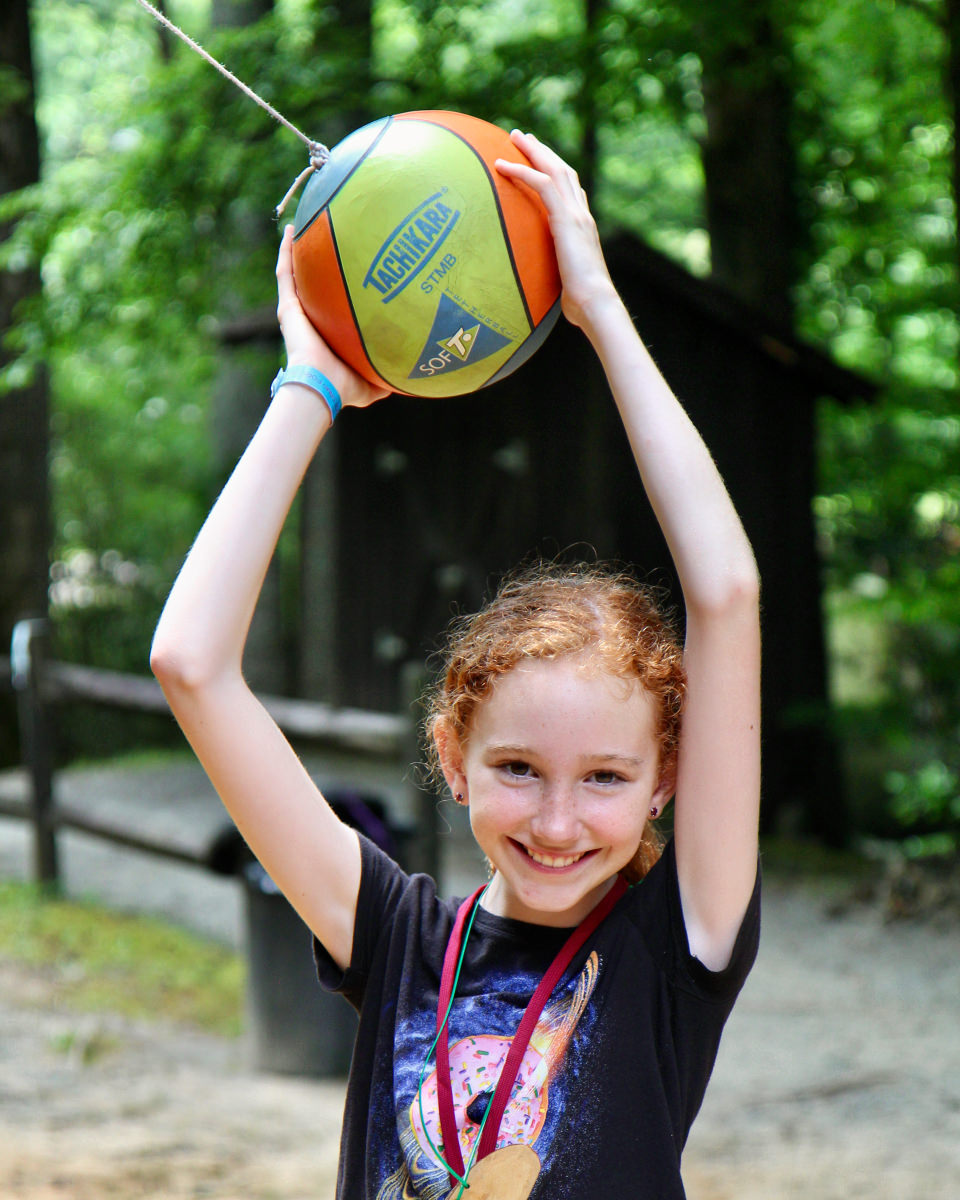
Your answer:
[270,365,342,422]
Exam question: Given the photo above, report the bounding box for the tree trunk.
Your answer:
[0,0,49,766]
[211,0,270,25]
[298,0,374,704]
[693,2,848,843]
[698,6,798,326]
[577,0,604,200]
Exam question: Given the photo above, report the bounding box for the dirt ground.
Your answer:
[2,870,959,1199]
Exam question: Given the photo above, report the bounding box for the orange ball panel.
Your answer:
[292,210,393,392]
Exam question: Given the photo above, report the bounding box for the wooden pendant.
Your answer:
[445,1145,541,1200]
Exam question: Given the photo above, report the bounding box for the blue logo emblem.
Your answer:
[410,294,514,378]
[364,193,460,303]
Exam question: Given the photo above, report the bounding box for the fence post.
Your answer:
[400,660,439,880]
[11,618,59,889]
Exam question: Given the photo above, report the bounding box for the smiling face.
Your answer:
[445,654,671,927]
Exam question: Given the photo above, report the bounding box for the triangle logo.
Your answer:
[408,294,514,381]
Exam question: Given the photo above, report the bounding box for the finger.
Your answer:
[276,223,292,271]
[494,156,547,191]
[276,228,306,331]
[495,159,566,223]
[496,156,582,226]
[509,129,580,188]
[276,226,295,295]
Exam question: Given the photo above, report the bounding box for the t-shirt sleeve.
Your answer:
[313,833,410,1007]
[681,876,761,1000]
[632,837,761,1003]
[627,838,761,1141]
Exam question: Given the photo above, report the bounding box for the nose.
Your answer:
[530,783,581,846]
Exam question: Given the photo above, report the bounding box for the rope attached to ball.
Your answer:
[133,0,328,216]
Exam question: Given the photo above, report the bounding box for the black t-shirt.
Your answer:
[315,835,760,1199]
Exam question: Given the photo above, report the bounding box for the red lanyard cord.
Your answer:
[435,876,628,1187]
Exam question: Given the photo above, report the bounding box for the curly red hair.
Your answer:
[424,562,686,882]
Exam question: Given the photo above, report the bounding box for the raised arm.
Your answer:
[150,226,389,970]
[498,133,761,971]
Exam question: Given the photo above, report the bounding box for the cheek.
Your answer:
[591,798,649,842]
[468,786,530,833]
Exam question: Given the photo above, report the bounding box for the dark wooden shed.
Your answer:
[291,234,874,843]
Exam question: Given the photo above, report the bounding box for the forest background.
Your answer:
[1,0,958,857]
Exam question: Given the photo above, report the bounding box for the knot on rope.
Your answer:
[308,140,330,170]
[276,140,331,220]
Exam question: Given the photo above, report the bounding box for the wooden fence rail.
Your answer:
[1,619,435,889]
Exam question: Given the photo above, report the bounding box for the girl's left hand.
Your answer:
[276,224,391,409]
[495,131,616,330]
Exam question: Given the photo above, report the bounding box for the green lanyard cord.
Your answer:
[416,885,489,1190]
[452,1091,495,1198]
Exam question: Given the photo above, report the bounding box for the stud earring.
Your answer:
[455,793,466,805]
[649,804,659,819]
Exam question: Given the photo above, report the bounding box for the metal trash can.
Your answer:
[238,791,404,1078]
[241,859,357,1077]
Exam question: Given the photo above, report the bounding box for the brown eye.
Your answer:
[505,761,531,777]
[590,770,620,785]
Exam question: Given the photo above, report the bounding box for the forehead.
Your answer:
[468,654,658,749]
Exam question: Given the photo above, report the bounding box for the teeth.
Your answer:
[526,848,584,869]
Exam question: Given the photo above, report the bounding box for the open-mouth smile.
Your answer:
[511,839,597,871]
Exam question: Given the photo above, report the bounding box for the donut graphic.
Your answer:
[411,1033,549,1165]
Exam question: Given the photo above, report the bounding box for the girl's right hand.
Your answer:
[276,224,391,409]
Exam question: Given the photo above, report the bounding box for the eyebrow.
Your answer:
[485,743,648,767]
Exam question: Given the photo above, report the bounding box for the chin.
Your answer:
[494,860,618,925]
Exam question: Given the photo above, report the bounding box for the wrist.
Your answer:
[575,286,632,345]
[270,365,342,423]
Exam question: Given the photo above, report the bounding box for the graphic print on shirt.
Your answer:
[375,952,601,1200]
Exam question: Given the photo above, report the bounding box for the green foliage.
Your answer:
[817,385,960,844]
[6,0,378,712]
[784,0,960,847]
[887,761,960,839]
[793,0,955,379]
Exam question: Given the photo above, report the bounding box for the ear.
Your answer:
[433,717,468,801]
[650,762,676,814]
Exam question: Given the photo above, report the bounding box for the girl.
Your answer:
[151,131,761,1199]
